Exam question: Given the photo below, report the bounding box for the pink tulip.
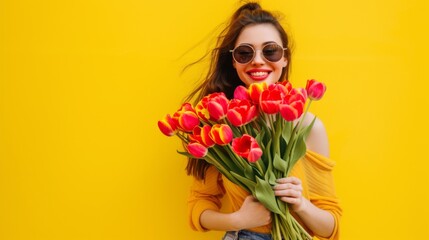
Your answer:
[231,134,262,163]
[209,124,233,145]
[306,79,326,101]
[227,99,258,127]
[187,142,208,158]
[233,85,250,100]
[157,114,177,136]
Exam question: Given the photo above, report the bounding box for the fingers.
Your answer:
[274,188,302,198]
[275,176,301,185]
[273,177,302,191]
[279,196,301,205]
[273,177,304,203]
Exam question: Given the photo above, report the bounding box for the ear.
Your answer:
[283,58,288,68]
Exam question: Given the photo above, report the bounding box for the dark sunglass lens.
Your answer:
[234,45,254,63]
[263,44,283,62]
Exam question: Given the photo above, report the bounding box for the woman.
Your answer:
[186,2,342,239]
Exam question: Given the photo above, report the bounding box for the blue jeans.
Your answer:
[222,230,272,240]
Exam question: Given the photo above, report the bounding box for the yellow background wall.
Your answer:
[1,0,428,239]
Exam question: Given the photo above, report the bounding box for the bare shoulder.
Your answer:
[300,112,330,158]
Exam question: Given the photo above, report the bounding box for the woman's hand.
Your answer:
[273,177,307,212]
[231,195,272,230]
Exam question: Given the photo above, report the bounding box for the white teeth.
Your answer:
[250,72,268,77]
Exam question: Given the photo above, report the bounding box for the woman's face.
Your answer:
[232,23,288,87]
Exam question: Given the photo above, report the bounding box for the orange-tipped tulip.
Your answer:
[189,125,215,148]
[209,124,233,145]
[248,82,267,104]
[173,103,200,132]
[207,93,229,121]
[195,99,210,122]
[306,79,326,101]
[157,114,177,136]
[227,99,258,127]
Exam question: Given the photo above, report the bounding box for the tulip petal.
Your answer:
[306,79,326,101]
[234,85,250,100]
[157,114,176,136]
[179,112,200,132]
[187,142,208,158]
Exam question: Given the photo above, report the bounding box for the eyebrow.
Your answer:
[237,41,279,47]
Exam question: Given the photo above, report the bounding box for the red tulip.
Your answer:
[206,93,229,121]
[259,84,287,114]
[157,114,177,136]
[279,100,304,121]
[227,99,258,127]
[172,103,200,132]
[306,79,326,101]
[285,88,307,104]
[231,134,262,163]
[209,124,233,145]
[279,81,293,93]
[187,142,208,158]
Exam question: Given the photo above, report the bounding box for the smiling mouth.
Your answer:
[248,71,270,80]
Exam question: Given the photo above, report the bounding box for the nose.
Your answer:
[251,49,265,64]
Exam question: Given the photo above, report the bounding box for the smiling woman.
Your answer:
[1,0,427,239]
[179,2,341,240]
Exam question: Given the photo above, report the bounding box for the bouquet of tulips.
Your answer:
[158,79,327,240]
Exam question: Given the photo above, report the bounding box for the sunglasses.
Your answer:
[230,43,287,64]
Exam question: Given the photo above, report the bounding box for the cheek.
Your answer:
[235,65,246,75]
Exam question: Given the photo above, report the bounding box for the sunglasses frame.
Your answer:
[230,43,287,64]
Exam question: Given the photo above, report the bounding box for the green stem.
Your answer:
[295,100,313,134]
[254,161,264,176]
[240,125,249,135]
[273,213,282,240]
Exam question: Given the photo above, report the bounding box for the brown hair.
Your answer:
[185,2,292,180]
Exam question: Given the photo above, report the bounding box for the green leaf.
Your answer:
[281,121,292,144]
[255,177,284,217]
[262,140,274,184]
[265,164,277,186]
[176,150,194,158]
[290,134,306,167]
[301,116,316,140]
[230,171,256,193]
[211,146,241,174]
[288,117,317,172]
[243,164,256,182]
[273,153,287,174]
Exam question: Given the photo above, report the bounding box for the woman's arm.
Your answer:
[200,196,272,231]
[274,114,335,237]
